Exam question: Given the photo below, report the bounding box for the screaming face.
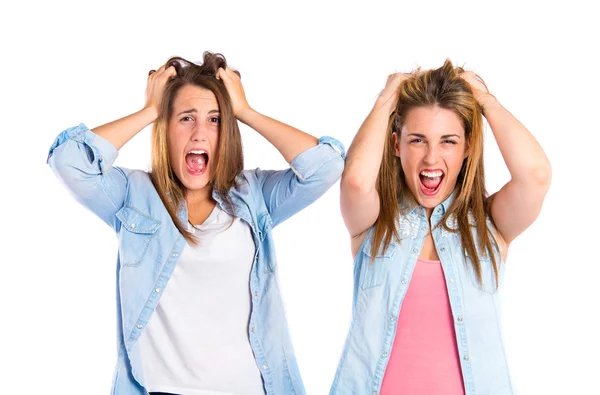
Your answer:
[168,84,221,193]
[393,105,469,213]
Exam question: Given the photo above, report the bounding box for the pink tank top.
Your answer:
[380,258,465,395]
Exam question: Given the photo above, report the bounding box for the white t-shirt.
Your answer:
[138,204,264,395]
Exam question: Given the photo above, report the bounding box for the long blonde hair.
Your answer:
[374,59,499,287]
[150,52,243,245]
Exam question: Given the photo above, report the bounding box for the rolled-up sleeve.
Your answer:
[255,136,346,227]
[47,123,129,231]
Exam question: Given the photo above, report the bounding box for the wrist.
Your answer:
[140,106,159,125]
[236,106,255,124]
[477,93,499,115]
[374,95,397,116]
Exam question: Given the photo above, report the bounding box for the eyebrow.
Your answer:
[177,108,220,116]
[407,133,461,139]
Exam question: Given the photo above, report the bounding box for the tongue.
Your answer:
[421,175,442,190]
[186,154,206,172]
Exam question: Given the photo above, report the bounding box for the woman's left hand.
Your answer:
[460,70,494,108]
[217,66,252,121]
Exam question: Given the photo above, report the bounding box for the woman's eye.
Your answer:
[410,139,423,144]
[443,140,457,145]
[210,117,221,123]
[181,116,193,122]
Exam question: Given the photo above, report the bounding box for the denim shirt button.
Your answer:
[130,223,135,229]
[137,324,143,329]
[449,278,455,283]
[440,247,446,252]
[401,279,407,285]
[464,354,470,361]
[382,352,388,358]
[262,364,268,370]
[372,392,378,395]
[172,252,179,258]
[457,316,463,322]
[254,291,258,297]
[155,288,161,293]
[412,248,418,253]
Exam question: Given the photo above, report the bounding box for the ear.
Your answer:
[392,132,401,158]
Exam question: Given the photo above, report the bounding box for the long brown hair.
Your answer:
[374,59,499,287]
[150,52,243,244]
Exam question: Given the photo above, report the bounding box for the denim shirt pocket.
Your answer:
[465,247,503,294]
[115,206,161,267]
[359,238,398,290]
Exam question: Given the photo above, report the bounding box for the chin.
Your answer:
[183,178,211,191]
[416,195,443,209]
[174,167,210,191]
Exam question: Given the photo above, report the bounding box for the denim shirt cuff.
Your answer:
[289,136,346,181]
[318,136,346,160]
[47,123,119,173]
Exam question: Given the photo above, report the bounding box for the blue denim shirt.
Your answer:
[330,195,513,395]
[47,124,345,395]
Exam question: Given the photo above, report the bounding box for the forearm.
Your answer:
[237,108,318,163]
[47,124,128,230]
[92,106,157,151]
[482,95,551,185]
[342,97,394,192]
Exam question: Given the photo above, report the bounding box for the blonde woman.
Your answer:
[48,52,345,395]
[331,60,551,394]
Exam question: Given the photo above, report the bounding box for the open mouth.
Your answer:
[185,149,209,176]
[419,169,444,196]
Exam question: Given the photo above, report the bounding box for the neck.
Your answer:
[426,207,433,219]
[185,185,214,207]
[185,186,217,226]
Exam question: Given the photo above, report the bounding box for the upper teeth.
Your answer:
[189,150,206,155]
[421,170,443,177]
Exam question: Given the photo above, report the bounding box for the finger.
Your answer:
[164,65,177,78]
[148,69,156,77]
[154,64,167,74]
[216,67,226,81]
[225,66,241,79]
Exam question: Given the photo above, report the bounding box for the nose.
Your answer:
[190,121,208,142]
[424,144,438,165]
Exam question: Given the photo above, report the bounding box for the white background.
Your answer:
[1,1,599,394]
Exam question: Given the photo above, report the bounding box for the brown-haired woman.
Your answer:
[330,60,551,394]
[47,52,345,395]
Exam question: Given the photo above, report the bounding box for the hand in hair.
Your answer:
[216,66,251,122]
[378,72,412,115]
[459,71,494,108]
[145,64,177,119]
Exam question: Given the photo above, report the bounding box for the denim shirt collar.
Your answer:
[174,185,256,235]
[439,190,456,214]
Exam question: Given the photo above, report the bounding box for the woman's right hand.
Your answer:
[377,72,411,114]
[90,64,177,151]
[144,64,177,119]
